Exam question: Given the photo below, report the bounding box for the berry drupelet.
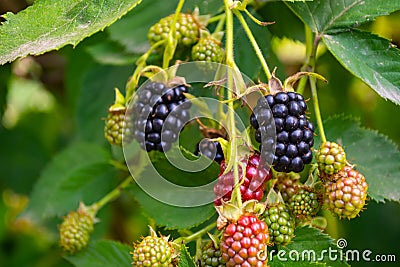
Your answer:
[221,214,270,267]
[132,81,191,152]
[194,139,224,163]
[213,153,272,206]
[251,91,315,173]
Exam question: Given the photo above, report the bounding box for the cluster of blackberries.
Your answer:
[194,139,224,163]
[132,81,191,152]
[251,92,314,173]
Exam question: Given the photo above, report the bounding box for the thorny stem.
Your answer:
[90,175,132,213]
[162,0,185,69]
[296,24,314,95]
[308,34,327,143]
[296,25,327,143]
[126,40,165,100]
[109,159,129,172]
[178,222,217,243]
[233,10,271,80]
[214,13,226,34]
[224,0,242,208]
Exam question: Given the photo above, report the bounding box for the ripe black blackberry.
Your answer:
[194,139,224,163]
[251,91,314,173]
[132,81,191,152]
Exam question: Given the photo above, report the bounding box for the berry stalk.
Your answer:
[90,175,132,212]
[296,24,314,95]
[163,0,186,69]
[223,0,242,207]
[233,9,271,80]
[126,40,165,100]
[176,222,217,243]
[310,75,326,143]
[297,25,327,144]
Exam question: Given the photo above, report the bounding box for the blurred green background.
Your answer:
[0,1,399,266]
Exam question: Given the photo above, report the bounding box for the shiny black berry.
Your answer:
[132,82,191,152]
[194,139,224,163]
[251,91,314,173]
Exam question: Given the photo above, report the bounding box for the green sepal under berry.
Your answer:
[324,166,368,219]
[148,12,201,48]
[131,226,178,267]
[316,141,347,177]
[191,30,224,63]
[59,202,96,254]
[288,186,321,221]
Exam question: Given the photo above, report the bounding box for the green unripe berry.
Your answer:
[316,141,347,177]
[263,203,296,246]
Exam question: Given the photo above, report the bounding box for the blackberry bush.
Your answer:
[132,81,191,152]
[251,91,315,173]
[6,1,400,267]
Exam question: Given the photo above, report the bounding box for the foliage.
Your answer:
[0,0,400,267]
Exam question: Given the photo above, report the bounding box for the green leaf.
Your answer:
[129,182,216,230]
[85,41,139,65]
[286,0,400,33]
[23,142,118,220]
[321,115,400,203]
[234,11,271,79]
[0,0,142,64]
[323,30,400,105]
[64,240,132,267]
[76,65,132,143]
[178,244,197,267]
[127,148,218,229]
[270,226,349,266]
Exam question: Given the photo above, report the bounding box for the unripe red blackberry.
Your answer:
[316,141,346,177]
[199,241,225,267]
[274,172,301,202]
[148,13,200,47]
[104,107,133,146]
[220,214,270,267]
[214,153,272,206]
[288,187,321,219]
[59,204,95,254]
[131,227,176,267]
[251,91,315,173]
[325,166,368,219]
[263,203,295,246]
[192,36,223,63]
[132,81,191,152]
